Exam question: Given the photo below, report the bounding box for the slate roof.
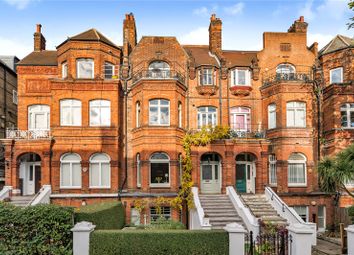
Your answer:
[319,35,354,56]
[17,51,57,66]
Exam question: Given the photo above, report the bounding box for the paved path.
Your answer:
[312,239,344,255]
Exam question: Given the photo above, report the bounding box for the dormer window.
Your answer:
[104,62,115,79]
[62,62,68,79]
[148,61,170,79]
[199,67,214,85]
[231,69,251,86]
[77,58,94,79]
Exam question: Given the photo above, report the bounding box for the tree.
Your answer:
[318,143,354,198]
[348,0,354,29]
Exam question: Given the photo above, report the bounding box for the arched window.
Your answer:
[286,101,306,127]
[150,152,170,187]
[276,63,295,80]
[77,58,94,79]
[148,61,170,79]
[178,102,182,128]
[136,101,141,128]
[28,105,50,130]
[149,99,170,126]
[288,153,306,186]
[230,107,250,131]
[60,153,81,188]
[136,153,141,187]
[89,100,111,126]
[60,99,81,126]
[89,153,110,188]
[340,103,354,128]
[268,104,276,129]
[197,106,217,128]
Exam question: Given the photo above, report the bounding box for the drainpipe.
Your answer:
[3,66,7,138]
[209,52,222,124]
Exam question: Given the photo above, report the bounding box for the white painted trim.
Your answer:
[330,67,343,84]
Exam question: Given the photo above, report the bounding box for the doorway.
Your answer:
[19,153,41,196]
[235,153,256,193]
[200,153,221,194]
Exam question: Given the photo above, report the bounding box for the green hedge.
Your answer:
[0,202,74,255]
[75,201,125,230]
[90,230,229,255]
[348,205,354,216]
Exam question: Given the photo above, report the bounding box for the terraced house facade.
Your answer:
[1,13,353,230]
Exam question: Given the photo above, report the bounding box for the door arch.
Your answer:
[235,153,256,193]
[200,153,221,194]
[18,153,41,196]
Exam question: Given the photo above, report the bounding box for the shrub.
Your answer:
[348,205,354,217]
[75,201,125,230]
[90,230,228,255]
[136,217,186,230]
[0,202,74,255]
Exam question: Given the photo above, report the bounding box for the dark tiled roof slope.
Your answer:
[17,51,57,66]
[319,35,354,56]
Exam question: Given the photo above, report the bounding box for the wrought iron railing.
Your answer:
[230,124,266,139]
[6,129,51,139]
[245,229,289,255]
[262,66,313,86]
[132,69,185,84]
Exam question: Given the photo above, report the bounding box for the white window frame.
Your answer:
[286,101,306,128]
[269,154,277,186]
[76,58,94,79]
[231,69,251,86]
[288,153,307,187]
[60,99,82,126]
[12,90,18,105]
[89,100,111,127]
[292,206,309,222]
[318,205,326,232]
[179,154,183,186]
[268,104,276,129]
[199,67,214,86]
[28,105,50,130]
[136,102,141,128]
[148,61,170,79]
[62,62,68,79]
[149,99,170,126]
[60,153,82,189]
[230,107,251,131]
[137,154,141,188]
[178,102,182,128]
[89,153,111,189]
[330,67,343,84]
[149,153,170,188]
[340,103,354,129]
[104,62,115,79]
[197,106,217,129]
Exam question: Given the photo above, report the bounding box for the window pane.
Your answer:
[72,163,81,187]
[78,59,93,79]
[288,163,305,184]
[330,68,342,83]
[295,109,305,127]
[73,107,81,126]
[104,63,114,79]
[149,107,158,124]
[350,112,354,127]
[91,153,109,161]
[160,107,169,124]
[202,165,212,180]
[90,163,100,187]
[62,153,80,161]
[101,163,110,187]
[237,70,246,85]
[287,109,295,127]
[101,107,111,126]
[341,111,348,127]
[61,163,71,186]
[151,162,169,184]
[90,107,100,125]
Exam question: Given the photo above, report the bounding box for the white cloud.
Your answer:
[316,0,348,20]
[193,6,209,17]
[0,37,32,59]
[308,33,334,49]
[298,0,315,21]
[3,0,34,10]
[224,2,244,15]
[178,27,208,45]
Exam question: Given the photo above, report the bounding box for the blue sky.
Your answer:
[0,0,353,58]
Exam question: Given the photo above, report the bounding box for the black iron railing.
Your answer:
[262,66,313,86]
[132,69,185,84]
[245,230,289,255]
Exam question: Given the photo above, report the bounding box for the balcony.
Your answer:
[229,124,266,139]
[6,129,51,140]
[132,69,185,84]
[262,66,313,87]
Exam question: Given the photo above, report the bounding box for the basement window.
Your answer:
[292,206,308,222]
[150,207,171,222]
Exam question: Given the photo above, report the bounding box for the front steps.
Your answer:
[9,195,34,207]
[241,193,287,225]
[199,194,244,229]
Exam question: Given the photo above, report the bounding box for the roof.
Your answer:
[17,51,57,66]
[183,45,218,67]
[319,35,354,56]
[222,50,258,68]
[57,28,119,49]
[0,59,17,75]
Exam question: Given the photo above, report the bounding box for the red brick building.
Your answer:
[2,14,352,230]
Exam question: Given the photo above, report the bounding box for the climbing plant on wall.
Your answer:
[172,126,230,210]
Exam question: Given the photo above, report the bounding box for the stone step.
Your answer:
[200,199,231,203]
[260,215,286,221]
[206,212,239,218]
[203,208,238,214]
[209,216,242,222]
[202,205,235,210]
[253,211,279,217]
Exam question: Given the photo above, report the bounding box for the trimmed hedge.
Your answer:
[0,202,74,255]
[75,201,125,230]
[90,230,229,255]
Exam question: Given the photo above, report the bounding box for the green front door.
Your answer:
[236,164,246,193]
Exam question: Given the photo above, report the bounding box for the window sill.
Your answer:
[269,183,277,187]
[148,124,171,127]
[60,186,82,189]
[150,184,171,188]
[89,186,111,189]
[288,184,307,188]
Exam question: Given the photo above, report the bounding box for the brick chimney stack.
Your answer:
[123,13,137,57]
[209,14,222,56]
[288,16,308,33]
[33,24,46,52]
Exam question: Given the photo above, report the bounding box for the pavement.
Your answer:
[312,238,345,255]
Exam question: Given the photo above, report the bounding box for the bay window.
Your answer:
[276,63,295,80]
[330,67,343,84]
[149,99,170,126]
[148,61,170,79]
[150,152,170,187]
[62,62,68,79]
[77,58,94,79]
[231,69,251,86]
[199,67,214,85]
[288,153,307,186]
[286,101,306,127]
[197,106,217,128]
[340,103,354,128]
[104,62,115,79]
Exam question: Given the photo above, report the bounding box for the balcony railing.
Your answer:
[6,129,51,140]
[229,124,265,139]
[132,70,185,84]
[262,66,313,86]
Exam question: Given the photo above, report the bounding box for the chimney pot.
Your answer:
[299,16,304,22]
[36,24,42,33]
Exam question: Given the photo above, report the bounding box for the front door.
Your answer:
[201,162,220,194]
[26,163,40,195]
[236,163,255,193]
